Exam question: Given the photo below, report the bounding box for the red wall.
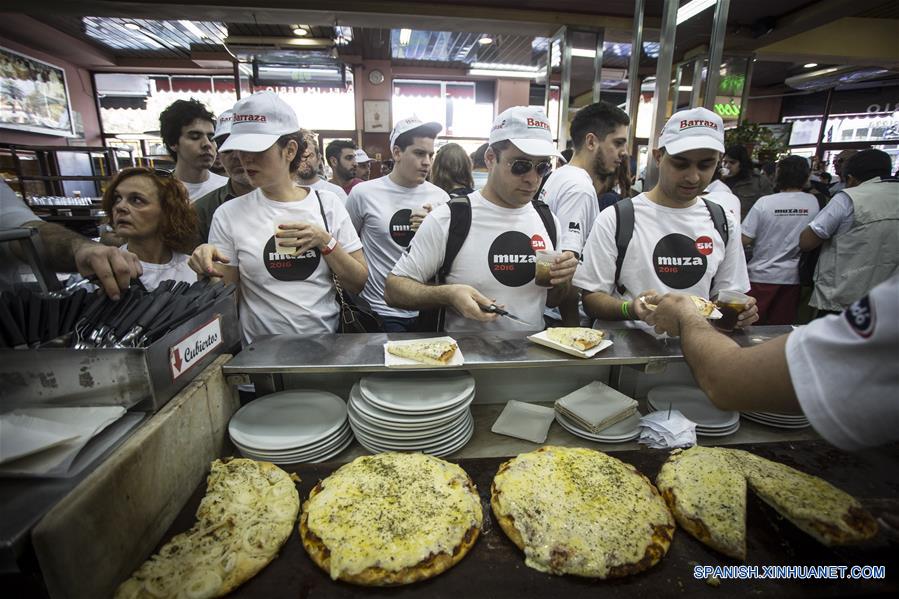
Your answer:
[0,35,103,147]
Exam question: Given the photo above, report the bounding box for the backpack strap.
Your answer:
[531,199,558,250]
[613,197,635,295]
[313,190,328,232]
[438,196,473,283]
[701,196,729,246]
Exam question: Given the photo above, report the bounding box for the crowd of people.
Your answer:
[1,89,895,450]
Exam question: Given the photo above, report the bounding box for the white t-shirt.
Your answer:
[742,191,820,284]
[392,191,559,333]
[180,171,229,202]
[786,274,899,450]
[346,176,449,318]
[574,193,749,301]
[121,245,195,291]
[703,180,743,238]
[538,164,598,256]
[209,187,363,344]
[809,191,853,239]
[308,179,348,203]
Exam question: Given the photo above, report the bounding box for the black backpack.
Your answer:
[416,195,558,332]
[612,196,729,294]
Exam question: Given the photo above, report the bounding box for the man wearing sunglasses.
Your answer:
[385,107,578,332]
[574,107,755,329]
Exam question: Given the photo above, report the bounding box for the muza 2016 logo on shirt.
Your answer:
[652,234,710,288]
[845,295,876,338]
[488,232,543,287]
[263,236,320,281]
[388,209,414,247]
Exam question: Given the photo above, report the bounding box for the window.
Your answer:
[392,80,493,139]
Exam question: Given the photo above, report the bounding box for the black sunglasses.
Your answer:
[508,159,553,177]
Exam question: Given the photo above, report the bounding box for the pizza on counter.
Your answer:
[386,338,458,365]
[491,446,675,578]
[115,458,300,599]
[545,327,605,351]
[656,446,878,560]
[300,452,482,585]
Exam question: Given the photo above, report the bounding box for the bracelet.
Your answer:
[621,300,631,319]
[321,236,338,255]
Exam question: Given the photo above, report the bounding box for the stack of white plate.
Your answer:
[555,411,642,443]
[647,385,740,437]
[742,411,810,429]
[348,371,475,457]
[228,390,353,464]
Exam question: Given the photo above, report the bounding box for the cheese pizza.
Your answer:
[491,446,675,578]
[545,327,605,351]
[386,339,458,365]
[655,446,747,559]
[115,458,299,599]
[656,446,878,559]
[300,452,482,586]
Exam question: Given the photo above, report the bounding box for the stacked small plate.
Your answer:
[742,411,810,429]
[229,390,353,464]
[348,371,475,457]
[555,411,642,443]
[647,385,740,437]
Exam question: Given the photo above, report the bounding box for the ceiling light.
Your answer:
[124,22,141,31]
[399,28,412,46]
[676,0,717,25]
[292,28,308,36]
[179,20,208,39]
[571,48,596,59]
[470,62,538,72]
[478,36,493,45]
[804,62,818,68]
[468,68,538,79]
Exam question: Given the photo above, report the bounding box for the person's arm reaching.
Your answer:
[24,220,141,300]
[646,292,799,413]
[385,274,499,323]
[581,288,657,322]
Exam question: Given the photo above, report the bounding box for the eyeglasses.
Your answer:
[153,168,174,178]
[507,159,553,177]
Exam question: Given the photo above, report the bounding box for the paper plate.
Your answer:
[527,331,613,358]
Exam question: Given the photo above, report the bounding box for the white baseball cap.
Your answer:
[658,107,725,155]
[213,109,234,140]
[354,148,372,163]
[219,91,299,152]
[389,116,442,150]
[488,106,562,158]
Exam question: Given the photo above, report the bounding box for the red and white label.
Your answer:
[169,316,223,381]
[695,236,714,256]
[531,234,547,251]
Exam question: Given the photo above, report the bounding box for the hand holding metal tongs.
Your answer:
[479,303,534,327]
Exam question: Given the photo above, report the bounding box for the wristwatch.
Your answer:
[321,236,338,255]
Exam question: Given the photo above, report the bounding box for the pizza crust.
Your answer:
[386,339,457,365]
[299,453,483,586]
[491,446,675,579]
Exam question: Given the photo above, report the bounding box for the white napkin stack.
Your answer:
[554,381,638,434]
[638,409,697,449]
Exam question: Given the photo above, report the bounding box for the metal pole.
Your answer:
[544,33,559,113]
[559,27,573,151]
[233,60,242,100]
[703,0,731,109]
[690,55,704,108]
[644,0,678,190]
[626,0,645,156]
[814,87,834,160]
[593,28,605,103]
[740,54,755,122]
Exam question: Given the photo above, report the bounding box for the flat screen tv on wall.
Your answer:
[0,45,74,137]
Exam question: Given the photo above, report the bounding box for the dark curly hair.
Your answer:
[775,155,811,190]
[102,167,199,254]
[159,99,216,161]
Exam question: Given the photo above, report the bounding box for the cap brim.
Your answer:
[663,136,725,155]
[218,133,280,153]
[391,122,443,147]
[508,138,563,158]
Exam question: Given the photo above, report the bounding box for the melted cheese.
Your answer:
[545,328,604,351]
[493,446,672,578]
[656,446,746,556]
[386,340,457,365]
[115,459,299,599]
[305,452,482,579]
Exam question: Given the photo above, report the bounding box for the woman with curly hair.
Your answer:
[429,143,475,198]
[721,144,773,219]
[101,167,198,291]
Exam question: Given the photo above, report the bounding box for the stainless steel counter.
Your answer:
[223,325,793,376]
